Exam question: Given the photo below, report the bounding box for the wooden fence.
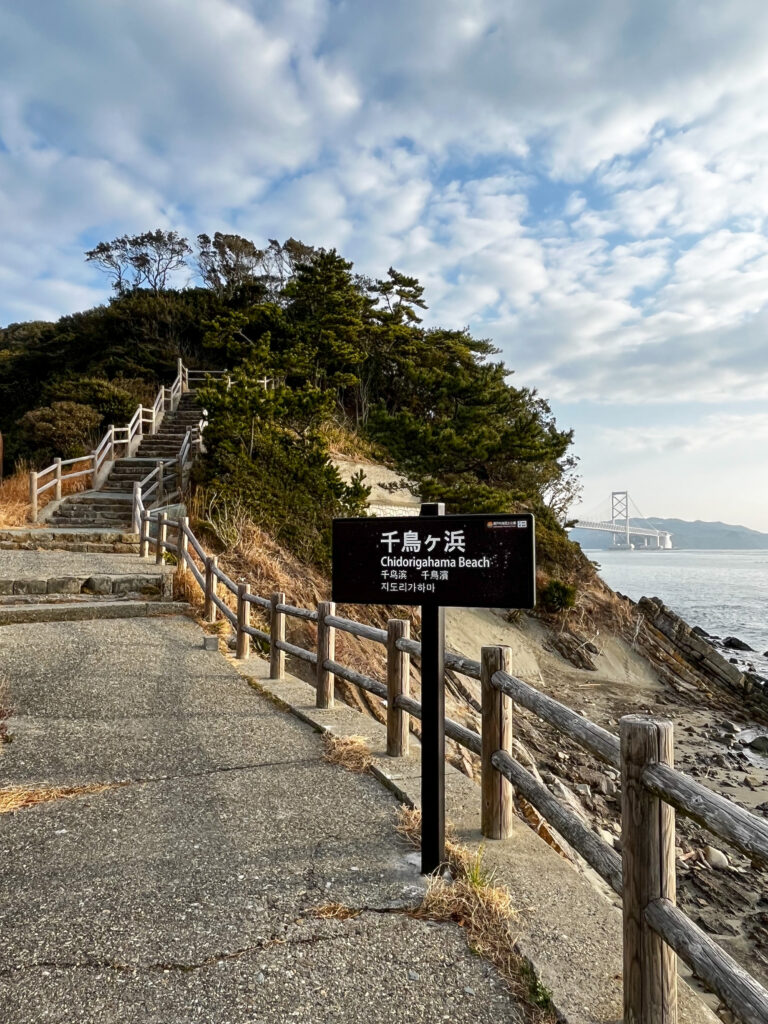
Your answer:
[28,361,228,522]
[134,501,768,1024]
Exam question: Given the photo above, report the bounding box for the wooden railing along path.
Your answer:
[131,503,768,1024]
[28,361,229,522]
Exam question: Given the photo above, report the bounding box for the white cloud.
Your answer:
[4,0,768,520]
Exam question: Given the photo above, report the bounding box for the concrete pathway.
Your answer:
[0,616,524,1023]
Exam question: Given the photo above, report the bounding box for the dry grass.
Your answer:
[0,464,33,527]
[320,419,383,462]
[0,463,88,528]
[322,733,373,773]
[173,564,205,611]
[395,807,556,1023]
[0,783,114,814]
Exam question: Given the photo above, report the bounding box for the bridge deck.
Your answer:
[573,519,670,538]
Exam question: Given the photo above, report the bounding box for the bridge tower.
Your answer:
[611,491,630,548]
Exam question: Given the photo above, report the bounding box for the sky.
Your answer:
[2,1,768,530]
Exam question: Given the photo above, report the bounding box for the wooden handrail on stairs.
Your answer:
[29,361,222,523]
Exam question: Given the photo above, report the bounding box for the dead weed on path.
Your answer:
[0,783,116,814]
[396,806,556,1023]
[322,733,373,774]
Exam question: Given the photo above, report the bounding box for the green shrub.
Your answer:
[19,401,101,462]
[539,579,577,613]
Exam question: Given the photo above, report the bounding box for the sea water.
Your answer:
[588,549,768,655]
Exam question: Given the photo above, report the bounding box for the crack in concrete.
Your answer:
[0,926,375,978]
[3,758,321,801]
[125,757,320,787]
[0,908,427,980]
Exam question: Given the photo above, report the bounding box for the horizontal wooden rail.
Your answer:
[324,614,387,644]
[211,564,238,592]
[394,692,481,755]
[242,623,270,643]
[185,558,204,588]
[493,750,623,895]
[493,669,621,769]
[181,525,207,560]
[395,635,481,679]
[277,639,318,664]
[642,761,768,867]
[243,592,271,609]
[324,659,388,699]
[211,592,236,624]
[645,898,768,1024]
[37,454,92,477]
[277,602,318,622]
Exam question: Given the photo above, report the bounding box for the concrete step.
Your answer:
[0,600,189,625]
[138,437,188,443]
[52,509,135,522]
[108,466,180,476]
[55,500,132,512]
[138,438,186,445]
[0,571,172,600]
[134,448,183,456]
[64,494,132,506]
[48,517,135,528]
[0,528,139,553]
[108,462,174,471]
[0,591,156,607]
[101,483,178,494]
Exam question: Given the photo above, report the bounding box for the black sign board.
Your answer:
[331,506,536,876]
[332,513,536,609]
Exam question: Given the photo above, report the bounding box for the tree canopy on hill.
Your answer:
[1,229,584,576]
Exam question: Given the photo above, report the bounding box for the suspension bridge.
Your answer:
[569,491,673,549]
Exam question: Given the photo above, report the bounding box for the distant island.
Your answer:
[569,517,768,551]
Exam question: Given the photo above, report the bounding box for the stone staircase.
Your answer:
[47,392,202,530]
[0,549,177,624]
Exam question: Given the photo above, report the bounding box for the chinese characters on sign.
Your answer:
[332,514,535,608]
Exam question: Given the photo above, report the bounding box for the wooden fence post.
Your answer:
[54,458,62,501]
[620,715,677,1024]
[139,512,150,558]
[177,516,189,570]
[155,512,167,565]
[157,461,164,504]
[270,591,286,680]
[29,471,38,522]
[236,583,251,660]
[204,556,218,623]
[480,646,514,840]
[316,601,335,708]
[90,450,98,487]
[387,618,410,756]
[109,425,115,460]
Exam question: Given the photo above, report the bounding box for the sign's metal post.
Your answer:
[420,501,445,874]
